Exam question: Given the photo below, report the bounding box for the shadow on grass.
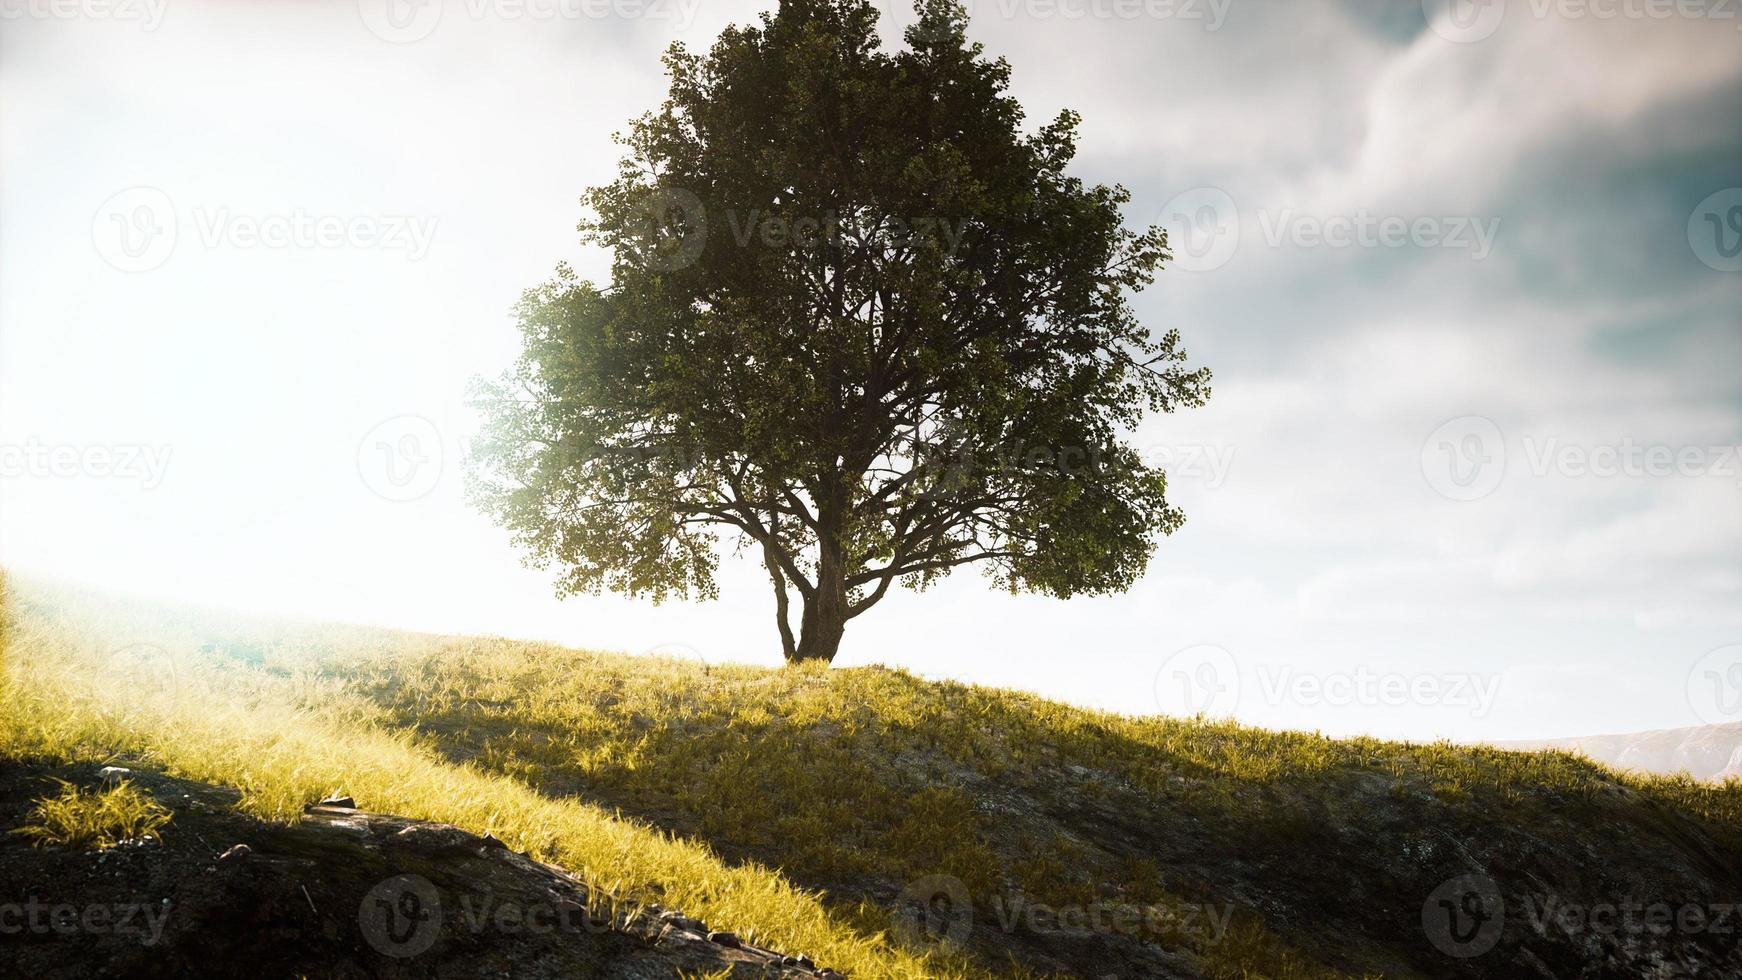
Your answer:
[335,658,1742,980]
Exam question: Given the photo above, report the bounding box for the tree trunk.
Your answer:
[787,533,847,664]
[790,598,845,663]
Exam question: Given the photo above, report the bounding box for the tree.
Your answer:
[468,0,1210,664]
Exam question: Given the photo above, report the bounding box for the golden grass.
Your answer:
[12,778,172,850]
[0,576,972,979]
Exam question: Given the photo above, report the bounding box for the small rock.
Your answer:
[218,844,251,861]
[706,930,740,948]
[818,971,845,980]
[657,909,706,933]
[98,766,131,789]
[318,794,356,809]
[479,832,508,850]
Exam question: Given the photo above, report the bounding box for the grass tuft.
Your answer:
[13,778,172,849]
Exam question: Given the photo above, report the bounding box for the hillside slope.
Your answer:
[1497,723,1742,782]
[0,760,827,979]
[4,576,1741,979]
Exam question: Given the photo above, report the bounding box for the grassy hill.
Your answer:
[4,574,1740,978]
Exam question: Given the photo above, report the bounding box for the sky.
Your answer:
[2,0,1739,743]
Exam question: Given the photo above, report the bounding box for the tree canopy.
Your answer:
[469,0,1210,663]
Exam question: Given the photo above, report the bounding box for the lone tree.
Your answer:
[469,0,1209,664]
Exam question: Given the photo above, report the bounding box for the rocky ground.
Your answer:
[0,760,836,979]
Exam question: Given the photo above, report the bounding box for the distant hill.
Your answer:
[1496,722,1742,782]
